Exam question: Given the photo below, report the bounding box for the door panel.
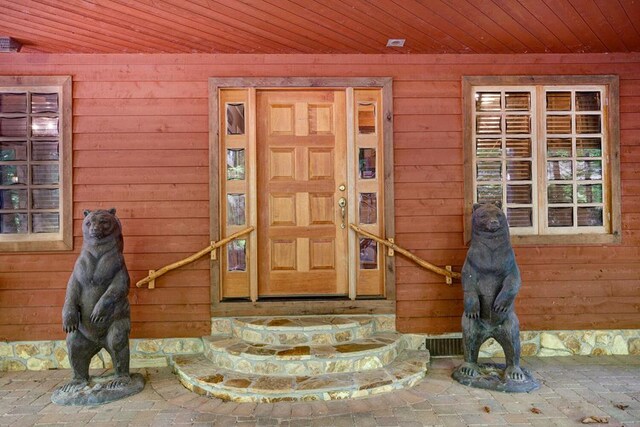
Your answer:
[257,90,347,297]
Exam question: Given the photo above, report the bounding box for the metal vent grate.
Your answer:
[425,337,464,357]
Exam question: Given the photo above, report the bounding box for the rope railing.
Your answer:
[136,227,254,289]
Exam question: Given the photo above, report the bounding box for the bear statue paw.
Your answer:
[59,378,89,393]
[464,310,479,319]
[504,366,526,382]
[102,375,132,390]
[458,362,481,377]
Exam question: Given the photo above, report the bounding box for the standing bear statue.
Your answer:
[452,202,539,392]
[52,208,144,405]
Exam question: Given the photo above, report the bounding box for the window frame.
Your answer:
[463,75,621,245]
[0,76,73,252]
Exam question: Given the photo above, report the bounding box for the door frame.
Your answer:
[209,77,395,317]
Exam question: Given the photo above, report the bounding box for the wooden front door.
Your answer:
[257,90,348,297]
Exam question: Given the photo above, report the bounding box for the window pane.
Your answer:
[1,213,28,234]
[547,161,572,180]
[548,184,573,203]
[0,93,27,113]
[357,103,376,134]
[227,193,245,226]
[548,207,574,227]
[477,184,502,204]
[577,184,603,204]
[547,138,572,157]
[0,141,27,161]
[359,148,376,179]
[507,208,532,227]
[476,92,501,111]
[359,193,377,225]
[226,103,245,135]
[577,207,603,226]
[0,189,27,209]
[476,138,501,158]
[575,92,601,111]
[505,138,531,157]
[507,184,532,204]
[32,189,59,209]
[359,238,378,270]
[546,92,571,111]
[0,165,27,185]
[31,93,59,113]
[227,239,247,271]
[32,117,59,137]
[32,164,59,185]
[32,213,59,233]
[476,161,501,181]
[576,115,601,134]
[546,115,572,134]
[476,115,501,134]
[506,161,531,180]
[505,92,530,111]
[226,148,245,180]
[0,117,27,137]
[505,115,530,134]
[576,138,602,157]
[576,160,602,180]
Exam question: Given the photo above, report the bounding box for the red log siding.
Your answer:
[0,53,639,340]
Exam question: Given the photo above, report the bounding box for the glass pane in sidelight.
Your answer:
[477,184,502,204]
[359,192,377,225]
[548,207,574,227]
[0,213,28,234]
[475,92,501,111]
[359,148,376,179]
[226,103,245,135]
[576,115,601,134]
[505,92,530,111]
[546,138,572,158]
[546,92,571,111]
[32,188,59,209]
[476,138,501,158]
[577,207,603,227]
[577,184,603,204]
[575,92,601,111]
[476,161,502,181]
[506,184,532,204]
[32,212,59,233]
[31,93,59,113]
[505,138,531,157]
[476,115,501,134]
[227,193,246,226]
[357,103,376,134]
[31,140,59,161]
[547,160,572,181]
[576,138,602,157]
[227,239,247,271]
[506,161,531,180]
[576,160,602,180]
[0,117,27,137]
[546,115,572,134]
[226,149,245,181]
[0,189,27,210]
[0,165,27,185]
[359,238,378,270]
[0,141,27,161]
[32,117,59,137]
[0,93,27,113]
[32,164,59,185]
[507,208,532,227]
[505,115,530,134]
[548,184,573,203]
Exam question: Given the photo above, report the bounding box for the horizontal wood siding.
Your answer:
[1,53,639,340]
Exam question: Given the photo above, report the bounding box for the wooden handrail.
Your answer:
[136,227,254,289]
[349,224,461,283]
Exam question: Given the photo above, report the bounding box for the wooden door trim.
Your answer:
[209,77,395,316]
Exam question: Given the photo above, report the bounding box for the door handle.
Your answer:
[338,197,347,229]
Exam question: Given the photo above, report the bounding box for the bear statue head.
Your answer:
[472,201,509,234]
[82,208,122,244]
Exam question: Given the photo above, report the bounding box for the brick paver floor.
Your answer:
[1,356,639,426]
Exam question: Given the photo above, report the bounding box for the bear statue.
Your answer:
[52,208,144,405]
[452,202,538,392]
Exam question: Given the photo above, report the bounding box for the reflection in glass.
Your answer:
[0,93,27,113]
[32,164,59,185]
[505,138,531,157]
[32,213,59,233]
[476,161,502,181]
[226,103,245,135]
[0,141,27,161]
[549,207,573,227]
[358,103,376,134]
[31,140,59,161]
[575,92,601,111]
[475,92,500,111]
[32,189,59,209]
[507,185,532,204]
[359,238,377,270]
[505,115,530,134]
[576,138,601,157]
[0,165,27,185]
[546,115,572,134]
[0,189,27,210]
[227,239,247,271]
[476,115,501,134]
[576,160,602,180]
[547,161,572,180]
[547,138,572,158]
[359,148,376,179]
[31,93,59,113]
[227,193,245,226]
[477,184,502,204]
[576,115,601,134]
[32,117,59,137]
[507,208,532,227]
[0,213,28,234]
[0,117,27,137]
[506,161,531,180]
[577,184,602,204]
[548,184,573,203]
[359,193,377,224]
[505,92,530,111]
[546,92,571,111]
[226,149,245,180]
[476,138,501,158]
[578,207,603,226]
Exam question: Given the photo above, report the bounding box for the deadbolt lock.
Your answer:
[338,184,346,191]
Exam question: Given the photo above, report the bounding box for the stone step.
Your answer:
[203,331,407,376]
[171,349,429,402]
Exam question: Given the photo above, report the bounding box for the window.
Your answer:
[463,76,620,245]
[0,76,72,251]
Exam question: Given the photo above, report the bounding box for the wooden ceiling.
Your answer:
[2,0,640,54]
